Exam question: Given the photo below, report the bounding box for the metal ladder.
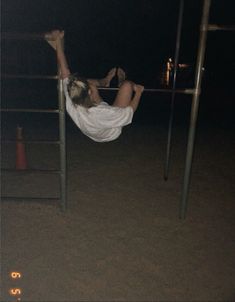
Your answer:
[1,33,67,211]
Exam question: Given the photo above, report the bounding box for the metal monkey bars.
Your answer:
[1,0,234,218]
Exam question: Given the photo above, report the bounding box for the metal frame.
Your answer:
[97,0,200,220]
[164,0,184,181]
[177,0,234,218]
[180,0,211,218]
[1,0,233,218]
[1,34,67,210]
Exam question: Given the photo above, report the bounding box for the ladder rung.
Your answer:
[1,168,60,174]
[98,87,195,94]
[0,108,59,113]
[1,139,60,144]
[1,32,47,40]
[1,196,59,201]
[208,24,235,31]
[2,74,58,80]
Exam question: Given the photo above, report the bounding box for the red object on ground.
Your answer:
[16,126,27,170]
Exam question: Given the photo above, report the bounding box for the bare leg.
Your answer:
[88,68,116,87]
[117,67,126,87]
[87,68,117,103]
[113,80,144,112]
[113,81,134,107]
[89,67,126,87]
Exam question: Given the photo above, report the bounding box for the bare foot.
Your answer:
[102,67,116,87]
[45,30,64,50]
[117,67,126,87]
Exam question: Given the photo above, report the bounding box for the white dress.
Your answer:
[63,78,134,142]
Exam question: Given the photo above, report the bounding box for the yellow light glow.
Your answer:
[11,272,22,279]
[9,288,22,296]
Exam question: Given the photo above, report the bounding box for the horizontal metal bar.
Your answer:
[99,87,195,94]
[2,74,58,80]
[1,32,54,41]
[2,75,195,95]
[1,168,60,173]
[1,139,60,144]
[144,88,195,94]
[208,24,235,31]
[2,73,195,95]
[0,108,59,113]
[1,196,59,201]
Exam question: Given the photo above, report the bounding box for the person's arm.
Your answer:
[129,84,144,112]
[56,39,71,79]
[45,30,70,79]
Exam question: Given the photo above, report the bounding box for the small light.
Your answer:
[11,272,22,279]
[9,288,22,296]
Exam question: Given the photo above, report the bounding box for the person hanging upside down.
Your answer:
[45,30,144,142]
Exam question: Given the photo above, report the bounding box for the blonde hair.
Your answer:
[67,74,96,108]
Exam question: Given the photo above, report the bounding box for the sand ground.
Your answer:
[1,116,235,301]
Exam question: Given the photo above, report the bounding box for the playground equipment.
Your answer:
[1,0,234,218]
[1,34,67,210]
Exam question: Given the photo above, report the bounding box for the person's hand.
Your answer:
[133,84,144,95]
[45,30,64,41]
[45,30,64,50]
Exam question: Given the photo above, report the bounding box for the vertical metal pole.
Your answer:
[180,0,211,219]
[58,37,67,211]
[164,0,184,180]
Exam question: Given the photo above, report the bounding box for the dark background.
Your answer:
[2,0,234,83]
[1,0,235,128]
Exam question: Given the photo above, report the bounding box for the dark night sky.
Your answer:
[1,0,235,84]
